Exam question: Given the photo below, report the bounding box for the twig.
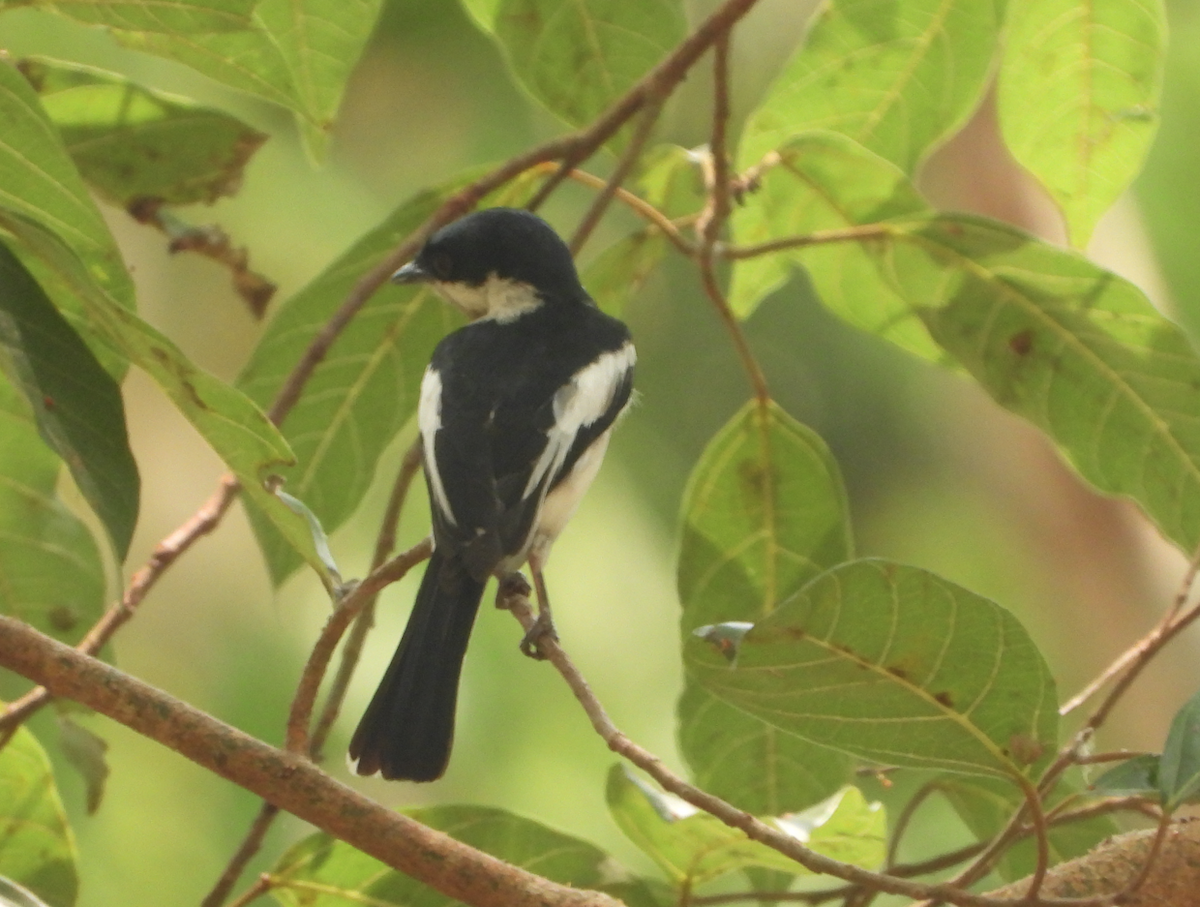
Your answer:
[0,473,241,734]
[225,874,272,907]
[309,440,424,754]
[1113,811,1171,904]
[1061,540,1200,717]
[569,99,666,255]
[886,781,944,868]
[201,804,280,907]
[0,615,624,907]
[695,32,770,405]
[496,590,1112,907]
[552,164,696,255]
[719,224,895,260]
[284,538,433,755]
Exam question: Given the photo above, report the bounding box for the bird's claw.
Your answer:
[519,610,557,660]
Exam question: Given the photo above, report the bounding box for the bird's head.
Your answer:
[392,208,586,322]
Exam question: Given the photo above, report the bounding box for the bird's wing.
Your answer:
[420,337,634,579]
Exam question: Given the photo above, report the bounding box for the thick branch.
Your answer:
[0,616,620,907]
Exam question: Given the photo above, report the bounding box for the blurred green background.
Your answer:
[3,0,1200,903]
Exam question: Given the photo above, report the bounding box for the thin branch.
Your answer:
[495,591,1113,907]
[553,164,696,255]
[225,874,272,907]
[0,615,623,907]
[1061,540,1200,717]
[309,440,424,754]
[284,538,433,755]
[569,97,666,255]
[695,31,770,405]
[886,781,944,868]
[530,0,764,213]
[719,224,895,260]
[0,473,241,734]
[201,804,280,907]
[1113,811,1171,904]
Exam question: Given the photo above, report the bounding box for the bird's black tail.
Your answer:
[349,549,486,781]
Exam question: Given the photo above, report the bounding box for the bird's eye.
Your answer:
[431,252,453,279]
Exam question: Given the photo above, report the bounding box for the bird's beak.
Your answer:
[391,261,431,284]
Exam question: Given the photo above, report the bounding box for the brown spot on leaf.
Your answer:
[48,606,78,632]
[1009,329,1034,356]
[934,691,955,708]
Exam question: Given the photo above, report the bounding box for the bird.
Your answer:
[349,207,636,782]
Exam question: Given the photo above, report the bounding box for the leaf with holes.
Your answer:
[0,727,78,907]
[270,804,664,907]
[883,213,1200,554]
[0,376,105,645]
[677,399,854,814]
[688,559,1058,779]
[738,0,1000,173]
[21,57,267,208]
[493,0,686,141]
[728,132,940,363]
[997,0,1166,247]
[0,241,139,559]
[606,765,884,887]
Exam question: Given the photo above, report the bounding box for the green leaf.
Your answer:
[237,173,539,584]
[738,0,1000,173]
[688,559,1058,779]
[20,57,268,208]
[0,241,139,559]
[606,766,884,887]
[937,775,1117,882]
[677,399,854,812]
[56,716,110,815]
[1091,753,1159,797]
[884,213,1200,554]
[728,132,941,363]
[0,212,330,585]
[583,228,667,316]
[678,399,853,635]
[111,0,386,158]
[1159,687,1200,810]
[493,0,686,135]
[0,58,134,315]
[997,0,1166,247]
[252,0,387,160]
[460,0,502,32]
[676,683,853,816]
[0,727,78,907]
[0,376,105,645]
[50,0,256,33]
[270,804,662,907]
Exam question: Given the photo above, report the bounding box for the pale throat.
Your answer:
[432,274,542,323]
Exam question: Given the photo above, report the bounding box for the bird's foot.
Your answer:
[519,610,558,661]
[496,572,532,606]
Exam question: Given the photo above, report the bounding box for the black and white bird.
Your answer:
[349,207,636,782]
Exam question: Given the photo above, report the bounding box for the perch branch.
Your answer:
[0,616,623,907]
